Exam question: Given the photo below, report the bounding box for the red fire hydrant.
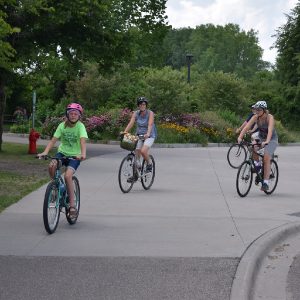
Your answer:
[28,128,40,154]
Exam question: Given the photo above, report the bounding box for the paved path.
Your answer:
[1,134,300,299]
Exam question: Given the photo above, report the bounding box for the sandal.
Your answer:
[67,206,78,219]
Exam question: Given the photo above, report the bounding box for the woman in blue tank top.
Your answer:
[237,100,278,192]
[124,97,157,172]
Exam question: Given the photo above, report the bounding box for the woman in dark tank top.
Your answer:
[237,100,278,192]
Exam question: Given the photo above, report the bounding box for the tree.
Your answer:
[191,71,249,114]
[162,24,267,78]
[0,0,168,150]
[0,1,19,149]
[162,27,194,69]
[275,2,300,126]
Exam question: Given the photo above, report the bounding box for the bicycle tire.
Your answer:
[43,181,60,234]
[141,155,155,190]
[227,144,247,169]
[264,159,279,195]
[236,160,253,197]
[66,176,80,224]
[118,154,135,193]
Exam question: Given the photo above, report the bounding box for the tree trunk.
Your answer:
[0,74,6,152]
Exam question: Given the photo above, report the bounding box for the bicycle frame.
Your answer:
[39,155,81,233]
[125,150,145,182]
[49,158,69,209]
[126,135,147,181]
[118,135,155,193]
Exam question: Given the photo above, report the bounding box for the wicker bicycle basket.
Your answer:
[120,133,138,151]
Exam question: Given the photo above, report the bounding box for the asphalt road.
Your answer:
[1,134,300,299]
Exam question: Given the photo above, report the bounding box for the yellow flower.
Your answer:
[159,123,189,133]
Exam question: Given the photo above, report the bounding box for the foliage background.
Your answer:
[1,0,300,149]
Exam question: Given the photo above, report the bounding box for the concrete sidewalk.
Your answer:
[1,133,300,299]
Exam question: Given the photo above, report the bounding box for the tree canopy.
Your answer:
[0,0,168,150]
[275,2,300,126]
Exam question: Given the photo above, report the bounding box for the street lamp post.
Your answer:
[32,90,36,129]
[186,53,193,83]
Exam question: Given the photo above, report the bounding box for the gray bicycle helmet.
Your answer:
[137,96,148,106]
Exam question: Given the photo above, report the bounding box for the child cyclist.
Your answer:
[37,103,88,218]
[123,96,157,175]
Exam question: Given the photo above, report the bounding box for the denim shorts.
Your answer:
[55,152,80,173]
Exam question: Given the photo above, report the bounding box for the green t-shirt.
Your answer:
[54,121,88,156]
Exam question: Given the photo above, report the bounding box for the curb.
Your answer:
[230,221,300,300]
[3,133,300,148]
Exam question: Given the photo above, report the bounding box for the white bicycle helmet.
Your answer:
[254,100,267,110]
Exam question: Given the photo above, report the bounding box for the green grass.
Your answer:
[0,143,56,212]
[0,171,49,212]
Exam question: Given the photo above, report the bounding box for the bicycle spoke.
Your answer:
[236,161,253,197]
[66,176,80,224]
[227,144,247,168]
[264,159,279,195]
[141,155,155,190]
[43,183,60,234]
[118,154,135,193]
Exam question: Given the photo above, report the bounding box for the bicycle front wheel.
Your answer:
[264,159,279,195]
[66,176,80,224]
[236,160,253,197]
[227,144,247,169]
[141,155,155,190]
[43,181,60,234]
[118,154,135,193]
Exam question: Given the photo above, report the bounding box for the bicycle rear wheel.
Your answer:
[227,144,247,168]
[236,160,253,197]
[43,181,60,234]
[264,159,279,195]
[141,155,155,190]
[118,154,135,193]
[66,176,80,224]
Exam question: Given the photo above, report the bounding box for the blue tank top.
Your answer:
[135,110,157,138]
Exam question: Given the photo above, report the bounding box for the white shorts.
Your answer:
[136,137,155,150]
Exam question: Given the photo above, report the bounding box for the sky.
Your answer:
[165,0,298,64]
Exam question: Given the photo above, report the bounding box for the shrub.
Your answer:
[84,114,112,140]
[10,123,30,134]
[108,108,133,136]
[199,111,236,143]
[275,120,297,144]
[41,116,64,138]
[156,123,208,144]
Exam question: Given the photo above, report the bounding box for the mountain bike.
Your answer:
[227,140,252,169]
[236,144,279,197]
[38,155,80,234]
[118,134,155,193]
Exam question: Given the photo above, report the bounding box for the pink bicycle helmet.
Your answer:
[66,103,83,115]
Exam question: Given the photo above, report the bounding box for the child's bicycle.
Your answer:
[236,142,279,197]
[118,133,155,193]
[38,155,80,234]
